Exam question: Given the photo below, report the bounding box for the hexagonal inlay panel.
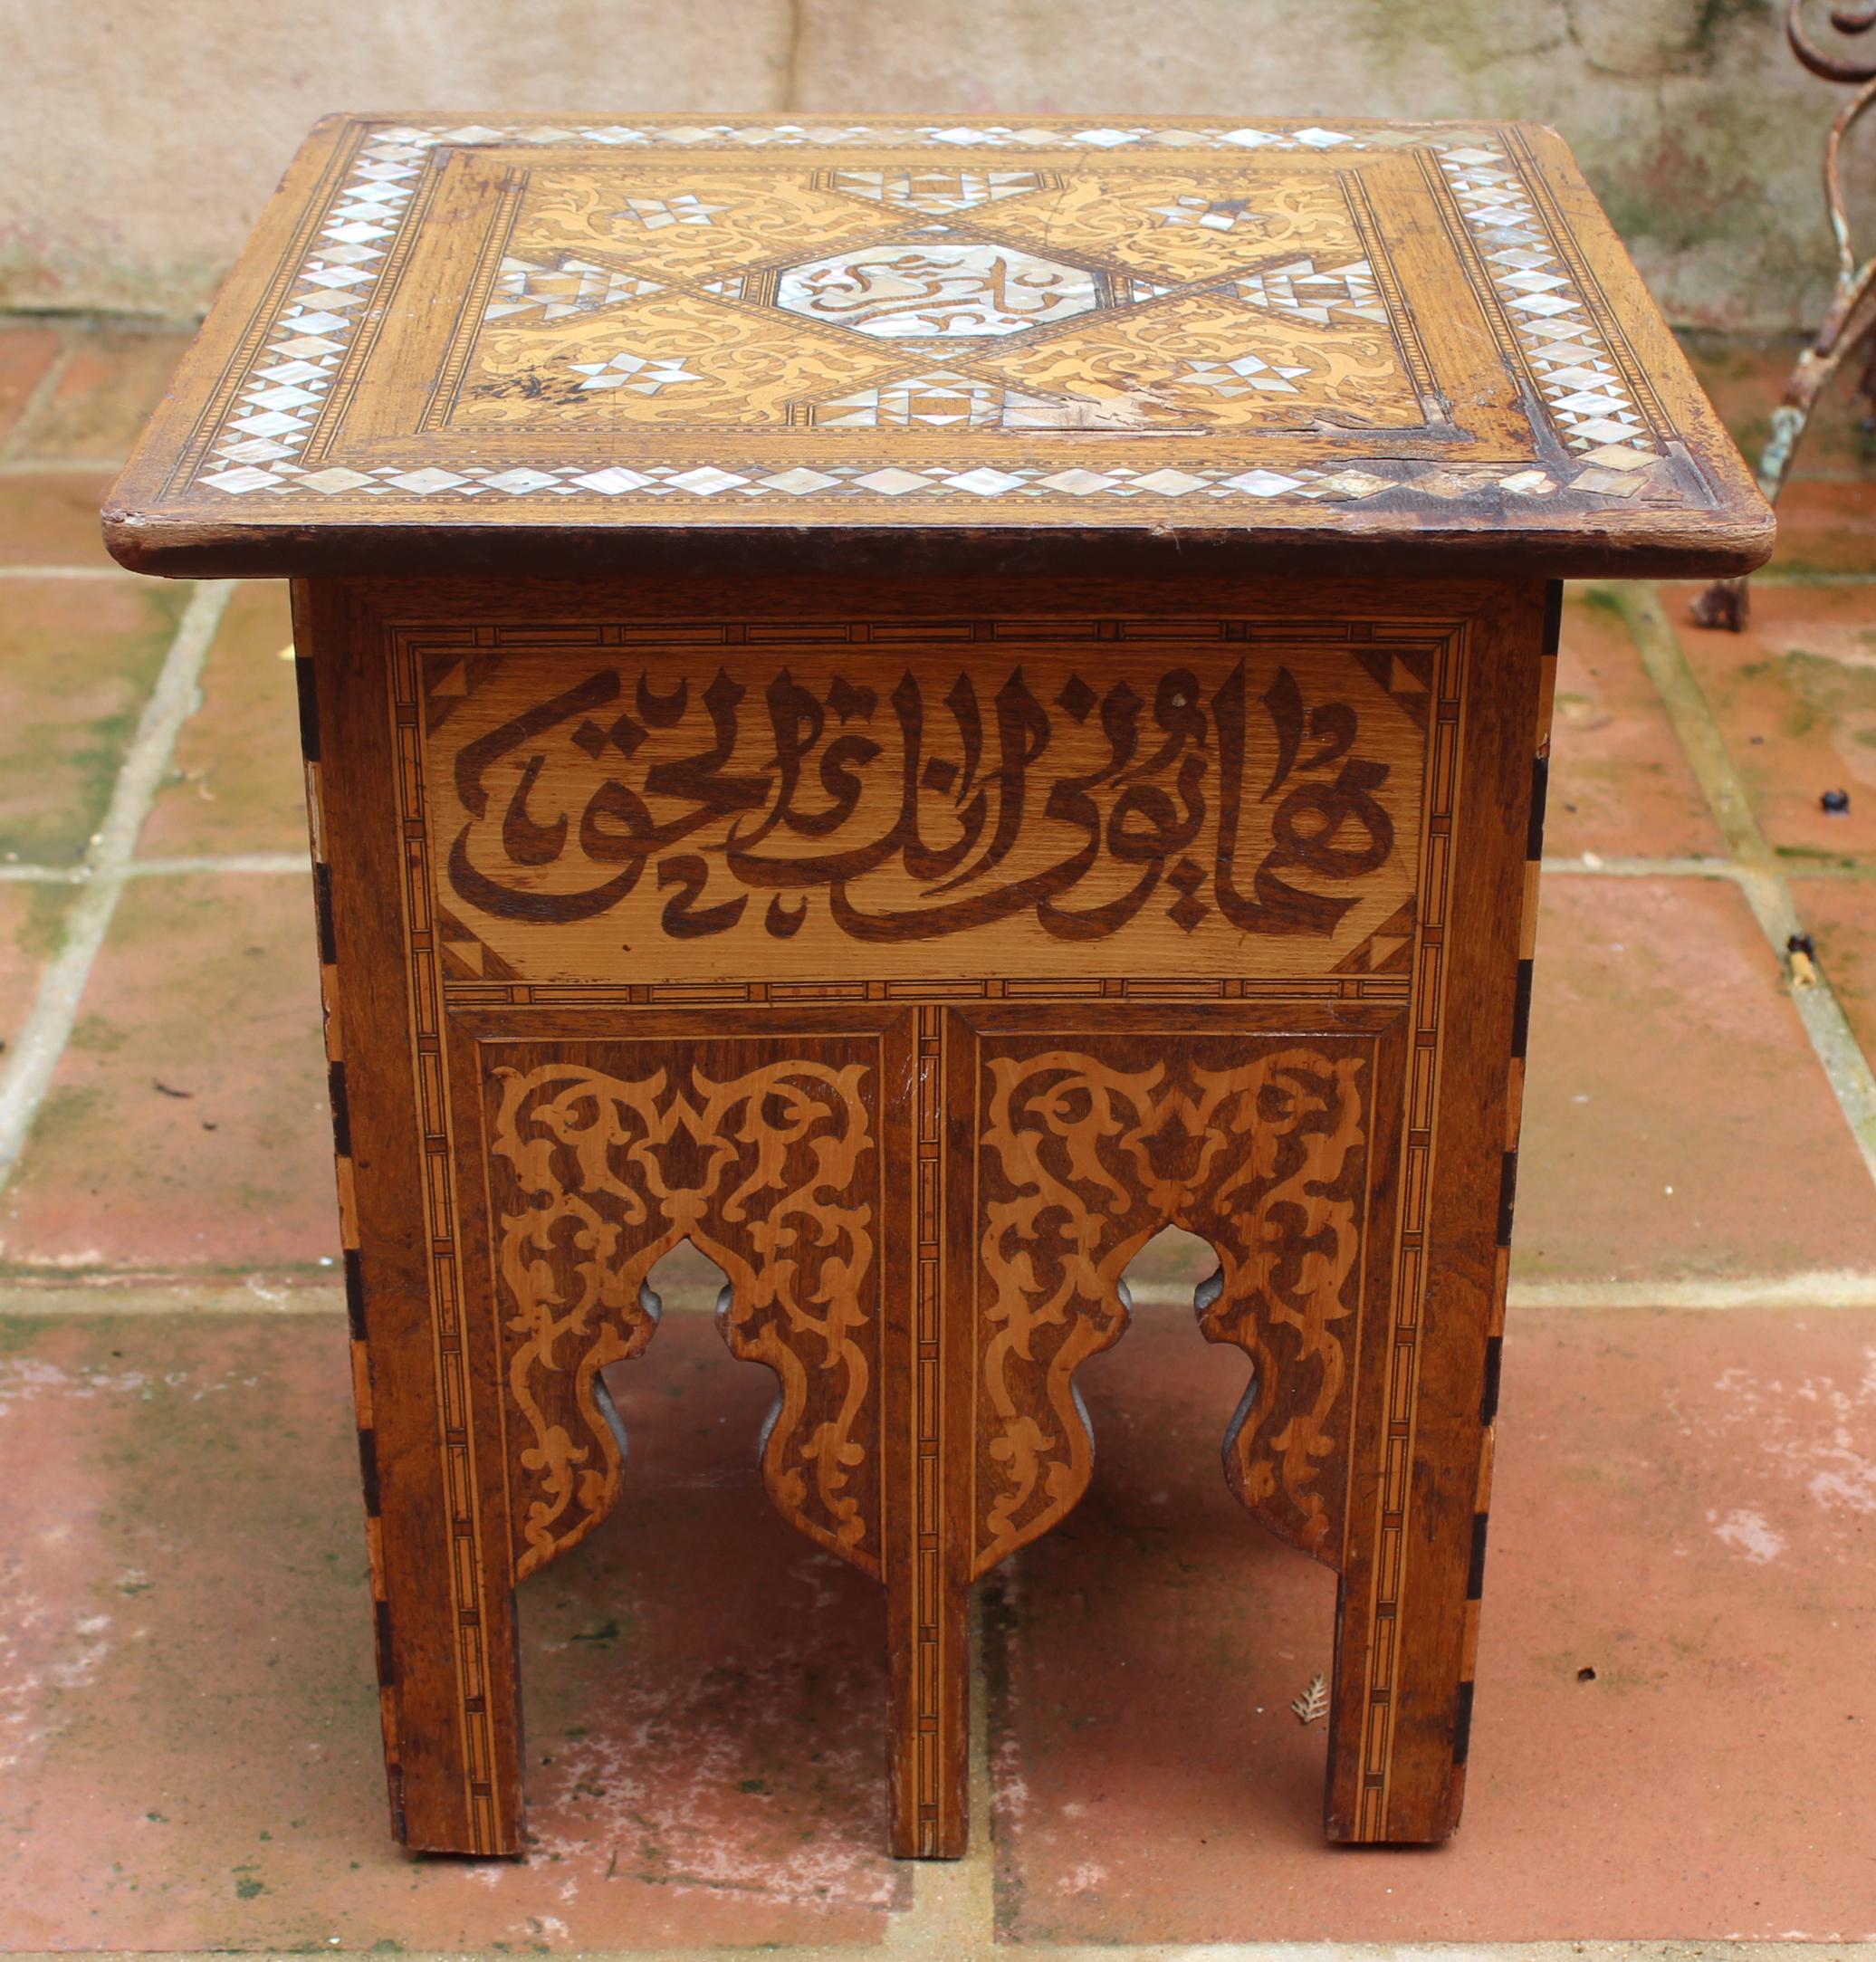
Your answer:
[774,240,1101,339]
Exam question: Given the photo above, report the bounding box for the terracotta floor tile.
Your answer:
[0,322,62,450]
[1678,329,1876,486]
[1548,588,1723,862]
[1513,876,1876,1284]
[0,577,183,866]
[139,581,308,859]
[0,471,121,569]
[0,876,336,1277]
[1669,579,1876,868]
[1754,479,1876,578]
[0,885,69,1055]
[0,1308,899,1950]
[1792,875,1876,1068]
[991,1300,1876,1944]
[16,326,191,461]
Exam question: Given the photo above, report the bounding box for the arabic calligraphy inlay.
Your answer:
[416,628,1439,984]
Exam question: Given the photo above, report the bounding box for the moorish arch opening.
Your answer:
[592,1235,872,1562]
[1051,1216,1263,1475]
[589,1236,740,1494]
[1006,1220,1339,1812]
[1117,1223,1223,1319]
[637,1237,735,1323]
[528,1233,885,1832]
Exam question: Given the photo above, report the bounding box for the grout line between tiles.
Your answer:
[0,853,311,885]
[14,1269,1876,1316]
[0,579,234,1190]
[3,1938,1874,1960]
[0,1281,346,1315]
[0,847,1858,892]
[128,852,311,876]
[885,1595,998,1951]
[1145,1271,1876,1310]
[0,333,79,465]
[1542,852,1876,882]
[1613,580,1876,1186]
[0,455,129,475]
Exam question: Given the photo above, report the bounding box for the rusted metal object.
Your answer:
[1692,0,1876,631]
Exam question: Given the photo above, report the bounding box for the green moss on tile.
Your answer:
[0,581,186,866]
[16,883,72,963]
[21,1081,103,1145]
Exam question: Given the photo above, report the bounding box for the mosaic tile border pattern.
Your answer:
[189,120,1675,513]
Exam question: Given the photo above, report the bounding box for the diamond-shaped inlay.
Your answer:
[774,240,1101,339]
[823,167,1048,215]
[484,254,663,322]
[1166,857,1210,933]
[567,351,701,395]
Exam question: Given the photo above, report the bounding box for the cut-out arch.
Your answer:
[972,1043,1370,1578]
[601,1233,882,1582]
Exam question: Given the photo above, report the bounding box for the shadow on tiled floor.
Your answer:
[995,1303,1876,1945]
[0,1311,902,1951]
[5,1299,1872,1948]
[0,318,1871,1952]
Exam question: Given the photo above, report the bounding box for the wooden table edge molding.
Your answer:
[100,110,1770,1866]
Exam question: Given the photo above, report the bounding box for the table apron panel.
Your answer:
[397,613,1468,989]
[295,572,1554,1853]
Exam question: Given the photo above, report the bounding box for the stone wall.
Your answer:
[3,0,1868,328]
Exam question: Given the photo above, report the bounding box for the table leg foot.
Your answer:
[1320,1490,1482,1844]
[1689,575,1750,631]
[885,1565,970,1858]
[373,1534,527,1856]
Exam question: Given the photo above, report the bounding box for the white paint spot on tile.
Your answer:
[521,1646,895,1911]
[1675,1349,1876,1557]
[1709,1507,1786,1563]
[1059,1860,1109,1892]
[991,1733,1029,1826]
[0,1577,113,1768]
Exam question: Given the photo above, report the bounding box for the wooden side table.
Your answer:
[105,114,1769,1862]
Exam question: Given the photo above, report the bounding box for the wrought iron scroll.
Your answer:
[1693,1,1876,629]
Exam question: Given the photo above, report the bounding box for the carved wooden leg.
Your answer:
[297,600,528,1855]
[1318,1458,1481,1842]
[1307,587,1549,1841]
[349,1268,530,1854]
[883,1515,970,1857]
[882,1003,971,1857]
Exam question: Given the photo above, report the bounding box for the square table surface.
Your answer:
[103,114,1771,582]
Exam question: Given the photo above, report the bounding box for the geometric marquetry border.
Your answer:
[1349,616,1468,1838]
[384,627,508,1853]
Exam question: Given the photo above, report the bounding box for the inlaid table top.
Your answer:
[104,115,1772,579]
